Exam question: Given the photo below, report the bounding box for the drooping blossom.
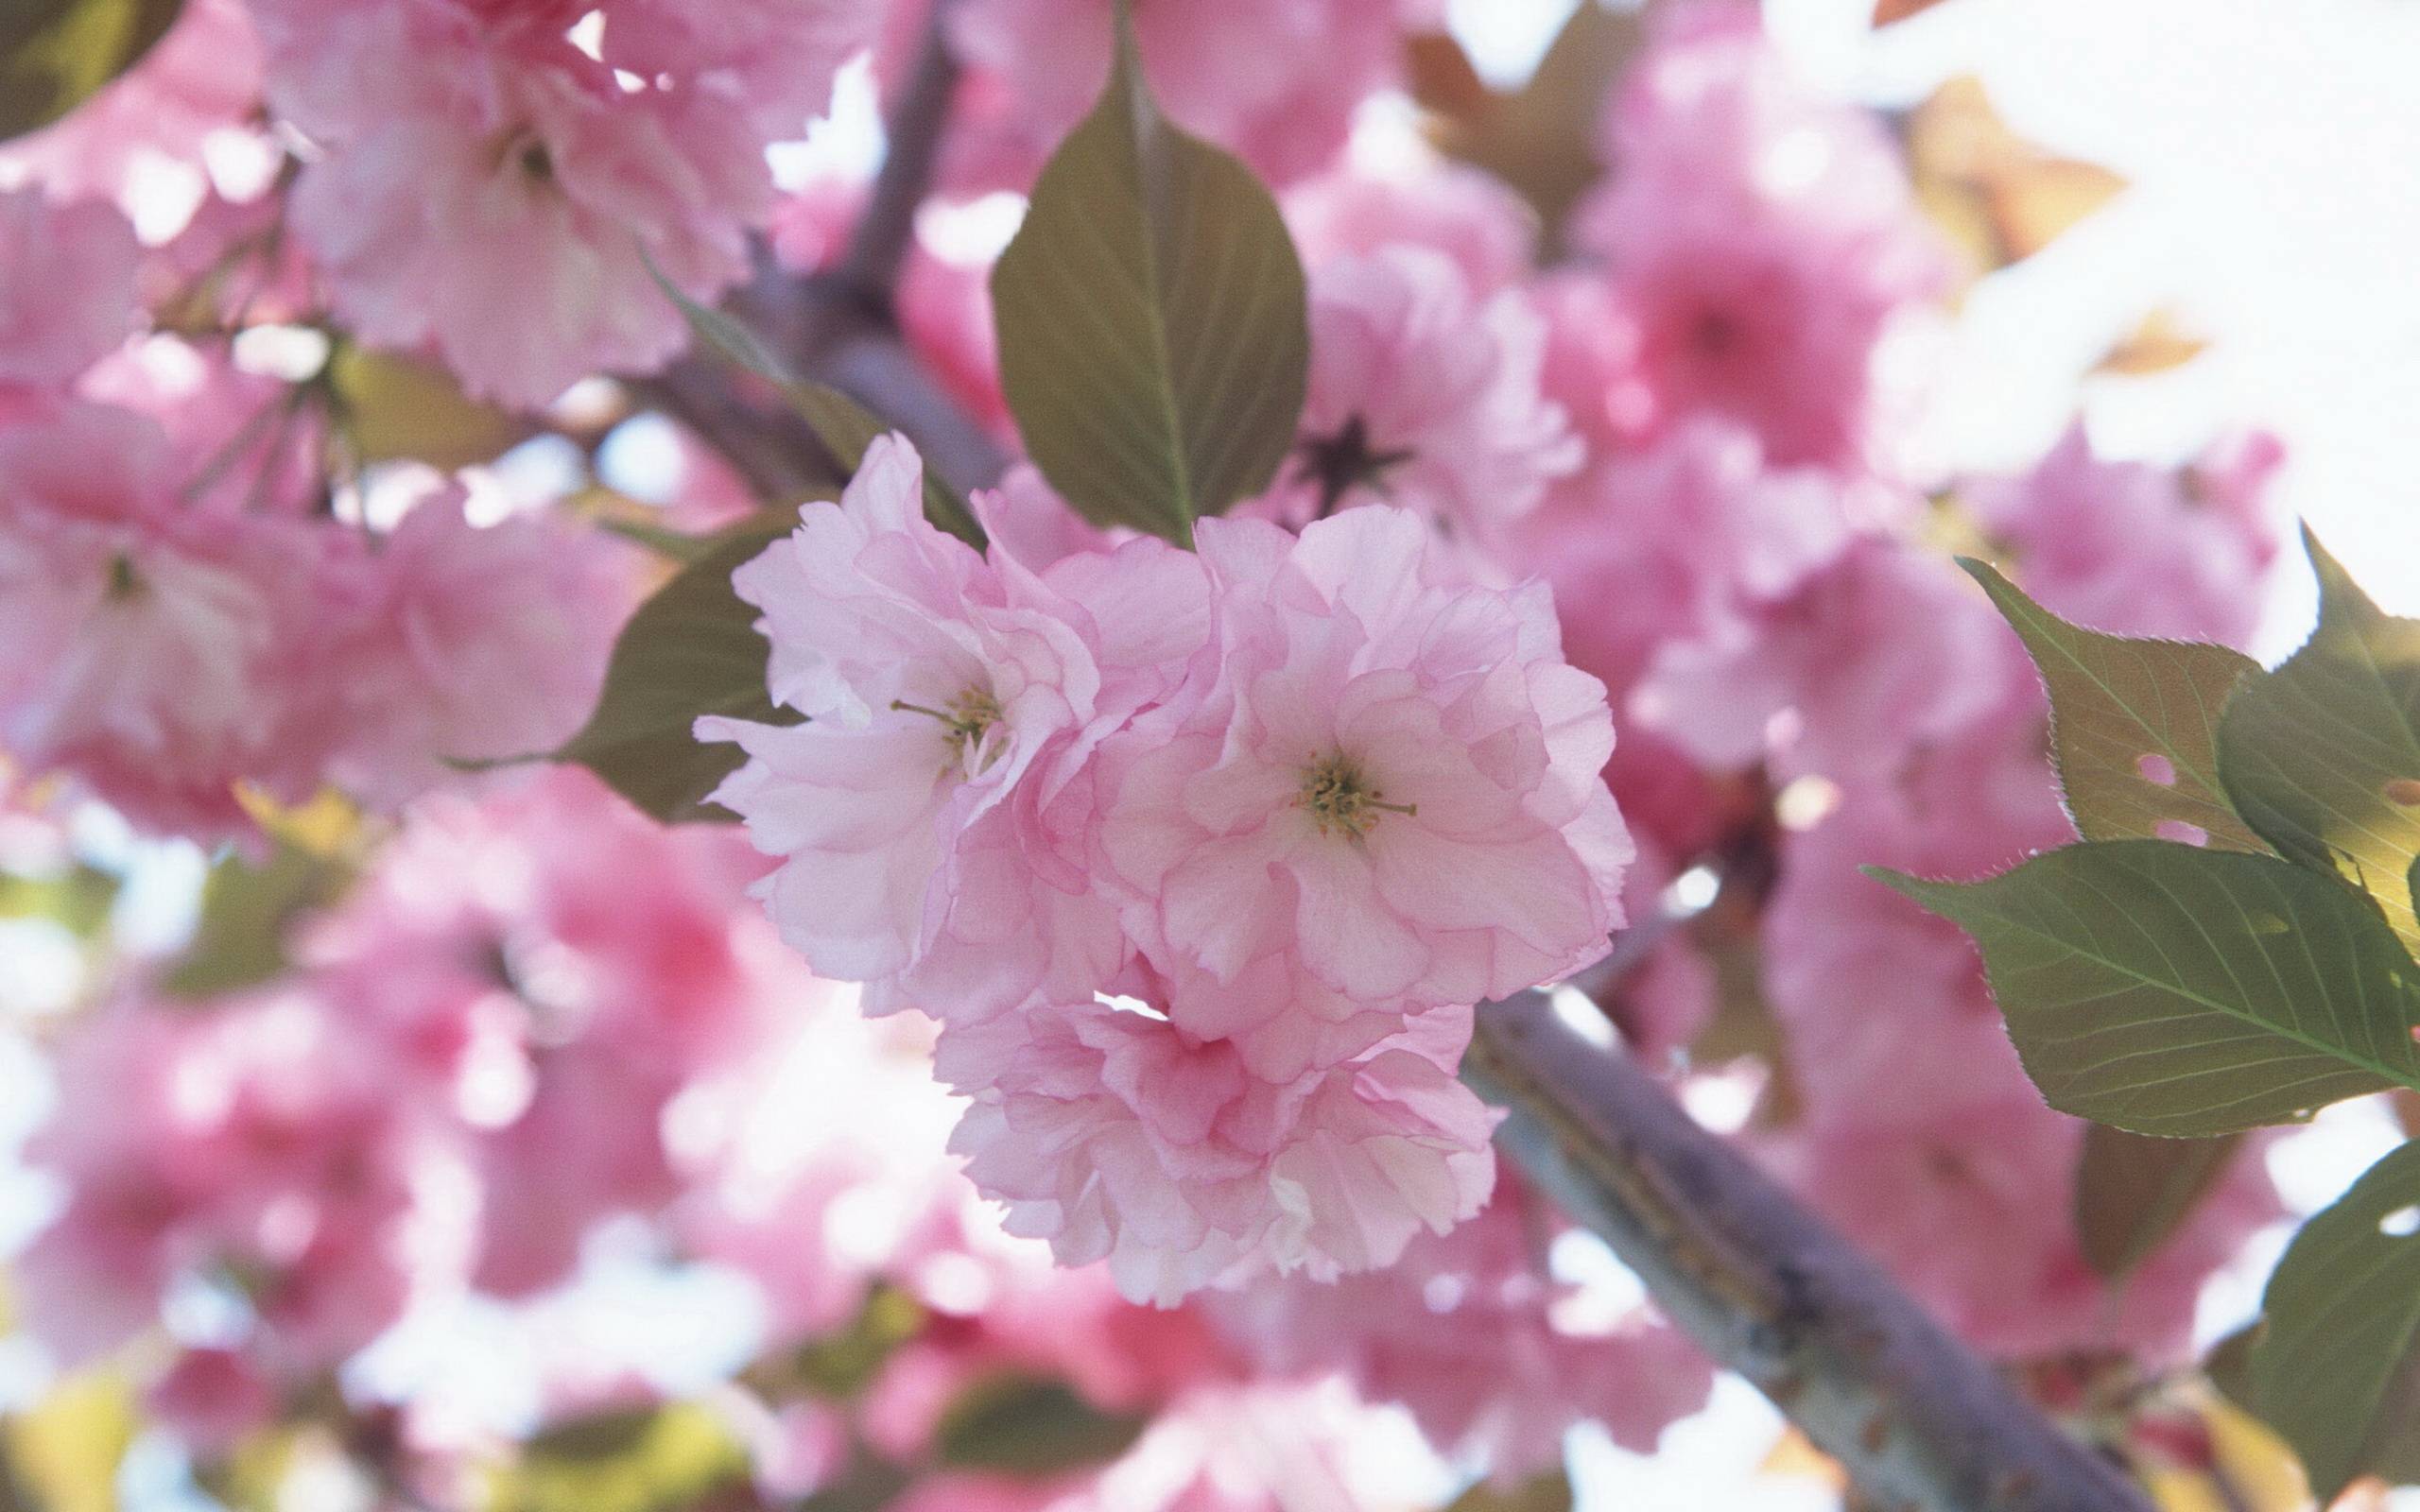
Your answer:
[936,991,1497,1305]
[1098,507,1630,1015]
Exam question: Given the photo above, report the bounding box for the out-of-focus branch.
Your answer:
[655,0,1005,503]
[1463,990,2155,1512]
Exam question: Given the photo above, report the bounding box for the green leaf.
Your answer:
[551,519,798,823]
[1873,841,2420,1135]
[2219,527,2420,954]
[326,344,528,471]
[2249,1140,2420,1499]
[496,1402,749,1512]
[647,258,985,546]
[0,865,116,936]
[0,0,182,144]
[1441,1469,1575,1512]
[931,1375,1148,1477]
[1961,559,2265,851]
[161,840,353,999]
[989,3,1309,545]
[2072,1125,2242,1280]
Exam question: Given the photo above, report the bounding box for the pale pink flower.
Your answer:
[315,489,628,808]
[1569,2,1949,472]
[937,993,1497,1305]
[1962,424,2284,647]
[1506,419,1876,696]
[0,402,327,836]
[264,3,786,405]
[1098,507,1629,1011]
[1631,540,2015,782]
[703,436,1207,993]
[0,190,140,387]
[1266,247,1578,536]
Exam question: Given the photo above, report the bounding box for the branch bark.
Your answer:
[1463,989,2155,1512]
[651,0,1004,505]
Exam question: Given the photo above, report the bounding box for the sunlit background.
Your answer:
[4,0,2418,1505]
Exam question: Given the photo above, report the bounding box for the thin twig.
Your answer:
[1462,990,2155,1512]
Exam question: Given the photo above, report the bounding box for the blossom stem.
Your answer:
[1462,988,2154,1512]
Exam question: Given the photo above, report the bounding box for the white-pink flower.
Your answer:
[0,402,328,836]
[937,991,1497,1305]
[702,436,1205,991]
[263,0,843,405]
[315,488,629,808]
[0,189,141,387]
[1099,507,1630,1012]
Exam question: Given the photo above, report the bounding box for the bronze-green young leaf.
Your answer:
[931,1374,1148,1477]
[1961,558,2264,851]
[989,5,1309,545]
[646,258,985,546]
[2072,1125,2242,1280]
[2219,527,2420,953]
[2250,1139,2420,1500]
[1,0,182,143]
[1873,841,2420,1136]
[552,520,799,824]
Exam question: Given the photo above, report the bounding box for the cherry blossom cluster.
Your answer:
[702,435,1631,1303]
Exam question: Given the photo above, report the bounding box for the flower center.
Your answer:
[1297,752,1415,838]
[892,687,1005,776]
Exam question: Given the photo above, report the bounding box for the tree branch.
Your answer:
[655,0,1004,505]
[1463,989,2154,1512]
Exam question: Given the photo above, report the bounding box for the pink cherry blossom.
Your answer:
[1630,539,2016,782]
[1569,2,1949,472]
[0,402,328,836]
[259,0,829,405]
[703,436,1206,992]
[1285,162,1539,295]
[1962,423,2284,646]
[315,489,628,808]
[1099,507,1630,1011]
[0,189,141,387]
[936,992,1496,1305]
[1263,247,1578,538]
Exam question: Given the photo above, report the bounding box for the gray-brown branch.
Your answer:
[1464,989,2154,1512]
